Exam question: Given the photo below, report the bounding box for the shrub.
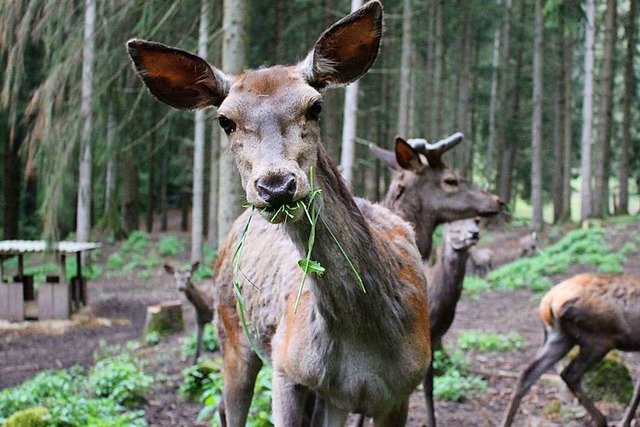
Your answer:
[457,330,523,352]
[120,231,150,254]
[157,236,185,256]
[432,350,487,402]
[2,406,49,427]
[463,276,491,298]
[145,331,162,346]
[88,355,153,405]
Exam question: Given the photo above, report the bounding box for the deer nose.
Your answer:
[256,174,297,206]
[471,231,480,240]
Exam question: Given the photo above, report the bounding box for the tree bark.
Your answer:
[487,0,502,182]
[456,1,472,176]
[76,0,96,243]
[494,0,513,194]
[122,152,139,234]
[431,0,445,140]
[531,0,544,231]
[593,0,616,217]
[3,133,21,239]
[618,0,636,215]
[580,0,596,222]
[561,24,574,221]
[218,0,248,250]
[160,138,169,232]
[397,0,412,138]
[552,18,564,224]
[192,0,210,263]
[146,107,156,233]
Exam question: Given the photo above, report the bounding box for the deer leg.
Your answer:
[559,346,609,427]
[500,329,573,427]
[271,369,310,426]
[193,323,204,364]
[221,348,262,427]
[372,399,409,427]
[423,362,436,427]
[621,378,640,427]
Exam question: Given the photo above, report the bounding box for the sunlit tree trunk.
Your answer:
[619,0,637,214]
[397,0,412,137]
[76,0,95,243]
[218,0,247,250]
[531,0,544,231]
[561,25,573,221]
[580,0,596,222]
[487,0,502,182]
[339,0,363,187]
[192,0,210,263]
[593,0,616,217]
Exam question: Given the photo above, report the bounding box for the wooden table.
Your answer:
[0,240,101,321]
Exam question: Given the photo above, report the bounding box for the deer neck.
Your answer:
[184,284,213,319]
[283,145,409,337]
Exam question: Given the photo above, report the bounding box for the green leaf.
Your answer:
[298,259,325,275]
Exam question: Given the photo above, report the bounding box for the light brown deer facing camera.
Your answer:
[501,273,640,427]
[128,2,432,426]
[164,262,213,365]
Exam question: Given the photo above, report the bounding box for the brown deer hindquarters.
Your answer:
[501,274,640,427]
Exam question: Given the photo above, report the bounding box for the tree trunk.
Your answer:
[397,0,412,138]
[207,123,220,248]
[593,0,616,217]
[531,0,544,231]
[552,17,565,224]
[431,0,445,140]
[192,0,210,263]
[580,0,596,222]
[218,0,248,250]
[76,0,96,243]
[122,152,139,234]
[494,0,513,194]
[561,25,574,221]
[487,0,502,182]
[339,0,364,187]
[3,134,20,239]
[104,109,116,217]
[146,107,156,233]
[424,0,436,138]
[456,1,472,176]
[160,138,169,232]
[618,0,636,215]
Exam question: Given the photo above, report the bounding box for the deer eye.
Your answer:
[218,116,236,134]
[444,177,459,187]
[306,100,323,121]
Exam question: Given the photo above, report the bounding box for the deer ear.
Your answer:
[395,137,424,171]
[164,264,174,274]
[127,39,230,110]
[191,261,200,272]
[369,143,400,171]
[301,1,383,89]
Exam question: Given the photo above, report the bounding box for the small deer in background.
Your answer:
[467,246,494,278]
[130,3,433,425]
[164,262,213,364]
[518,231,539,257]
[501,273,640,427]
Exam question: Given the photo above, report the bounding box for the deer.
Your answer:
[368,134,503,261]
[518,231,539,257]
[127,2,433,426]
[467,246,494,278]
[500,273,640,427]
[164,261,213,364]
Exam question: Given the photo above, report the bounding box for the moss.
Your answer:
[582,353,633,403]
[3,406,49,427]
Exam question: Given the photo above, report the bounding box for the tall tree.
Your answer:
[339,0,363,187]
[618,0,636,215]
[580,0,596,222]
[455,1,472,176]
[431,0,445,140]
[397,0,412,137]
[218,0,248,249]
[593,0,616,217]
[192,0,210,263]
[531,0,544,231]
[561,23,574,221]
[487,0,502,182]
[76,0,96,243]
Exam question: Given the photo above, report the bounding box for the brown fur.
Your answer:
[502,273,640,427]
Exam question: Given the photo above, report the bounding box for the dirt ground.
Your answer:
[1,218,639,427]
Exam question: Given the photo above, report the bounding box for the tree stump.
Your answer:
[144,300,185,336]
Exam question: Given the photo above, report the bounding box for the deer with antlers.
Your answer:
[501,273,640,427]
[128,3,433,425]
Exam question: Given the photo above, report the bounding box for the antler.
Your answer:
[407,132,464,168]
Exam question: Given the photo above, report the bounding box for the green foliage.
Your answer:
[145,331,162,346]
[193,266,213,281]
[120,231,150,255]
[156,236,185,256]
[88,354,153,406]
[0,367,147,427]
[583,357,633,403]
[432,350,487,402]
[180,359,223,402]
[457,330,523,352]
[2,406,49,427]
[462,276,491,297]
[487,228,624,292]
[181,324,219,359]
